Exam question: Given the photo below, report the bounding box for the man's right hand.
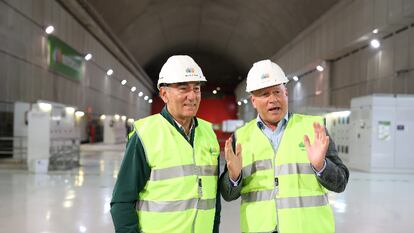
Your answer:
[224,137,242,181]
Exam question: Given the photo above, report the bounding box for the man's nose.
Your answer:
[269,92,278,103]
[186,89,197,100]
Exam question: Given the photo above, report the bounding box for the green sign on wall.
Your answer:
[48,35,83,81]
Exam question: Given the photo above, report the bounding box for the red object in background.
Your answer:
[89,124,96,144]
[151,95,238,152]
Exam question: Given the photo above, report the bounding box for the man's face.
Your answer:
[251,84,288,126]
[160,82,201,122]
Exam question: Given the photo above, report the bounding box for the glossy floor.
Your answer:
[0,143,413,233]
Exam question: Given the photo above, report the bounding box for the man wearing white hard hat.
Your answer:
[219,60,349,233]
[111,55,221,233]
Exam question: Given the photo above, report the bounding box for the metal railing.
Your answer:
[0,136,27,160]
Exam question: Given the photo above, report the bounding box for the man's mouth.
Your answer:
[268,107,281,113]
[184,103,196,108]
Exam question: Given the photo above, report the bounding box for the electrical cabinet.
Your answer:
[349,94,414,172]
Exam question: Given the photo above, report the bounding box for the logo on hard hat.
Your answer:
[261,73,270,80]
[185,67,198,77]
[186,67,195,74]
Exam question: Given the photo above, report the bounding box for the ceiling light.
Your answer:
[65,107,75,115]
[121,115,127,121]
[293,76,299,82]
[212,90,217,94]
[243,99,248,104]
[131,86,136,92]
[100,114,106,120]
[138,92,143,97]
[79,226,87,233]
[45,25,54,34]
[38,103,52,112]
[237,101,242,106]
[370,39,380,49]
[114,114,120,120]
[372,29,378,34]
[144,96,149,100]
[121,80,127,85]
[75,111,85,117]
[106,69,113,76]
[148,99,153,104]
[316,65,324,72]
[84,53,92,61]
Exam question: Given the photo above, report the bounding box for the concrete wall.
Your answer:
[274,0,414,110]
[0,0,152,119]
[235,0,414,119]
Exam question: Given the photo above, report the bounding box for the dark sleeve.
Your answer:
[219,134,243,201]
[110,133,151,233]
[213,156,221,233]
[316,130,350,193]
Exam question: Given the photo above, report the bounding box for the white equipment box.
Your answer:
[349,94,414,172]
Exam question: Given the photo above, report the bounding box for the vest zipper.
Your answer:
[271,122,288,233]
[274,177,280,233]
[191,147,202,233]
[269,138,280,233]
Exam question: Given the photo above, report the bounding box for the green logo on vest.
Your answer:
[210,147,218,156]
[298,142,306,151]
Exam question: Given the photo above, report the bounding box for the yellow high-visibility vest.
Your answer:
[236,114,335,233]
[132,114,220,233]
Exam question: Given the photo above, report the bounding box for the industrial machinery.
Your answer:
[348,94,414,172]
[24,101,81,173]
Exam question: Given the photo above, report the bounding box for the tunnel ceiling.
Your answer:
[85,0,339,93]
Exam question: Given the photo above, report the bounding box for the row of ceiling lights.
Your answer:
[99,114,135,124]
[44,24,383,109]
[370,28,381,48]
[44,25,152,104]
[38,102,137,123]
[212,87,221,95]
[289,28,382,83]
[236,28,383,106]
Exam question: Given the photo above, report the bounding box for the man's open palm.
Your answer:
[224,137,242,181]
[304,122,329,171]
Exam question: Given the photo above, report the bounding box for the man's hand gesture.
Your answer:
[304,122,329,171]
[224,137,243,181]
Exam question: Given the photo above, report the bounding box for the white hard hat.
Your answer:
[246,59,289,92]
[157,55,207,89]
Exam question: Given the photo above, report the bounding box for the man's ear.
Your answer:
[250,95,257,109]
[159,87,168,103]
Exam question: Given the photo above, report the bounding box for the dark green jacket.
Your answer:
[220,112,349,201]
[111,106,221,233]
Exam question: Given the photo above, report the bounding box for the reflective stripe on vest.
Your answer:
[241,190,329,209]
[137,198,216,212]
[150,164,218,181]
[243,160,314,177]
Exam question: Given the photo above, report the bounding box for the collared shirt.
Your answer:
[256,113,289,152]
[173,119,195,142]
[256,113,326,176]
